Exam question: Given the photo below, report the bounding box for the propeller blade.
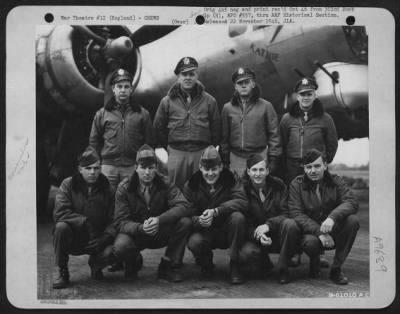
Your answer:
[103,72,115,106]
[129,25,180,47]
[270,25,283,43]
[72,25,107,46]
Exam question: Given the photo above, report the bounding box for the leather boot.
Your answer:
[278,269,291,284]
[330,267,348,285]
[124,262,138,281]
[88,256,105,280]
[90,268,103,280]
[309,255,321,278]
[158,257,183,282]
[124,253,143,280]
[230,261,244,284]
[195,252,214,277]
[53,267,70,289]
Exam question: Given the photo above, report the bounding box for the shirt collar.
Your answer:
[140,183,153,193]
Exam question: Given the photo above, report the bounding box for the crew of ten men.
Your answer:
[52,56,359,289]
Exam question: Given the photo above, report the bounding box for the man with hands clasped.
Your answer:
[112,144,192,282]
[240,154,300,284]
[183,145,248,284]
[288,149,359,284]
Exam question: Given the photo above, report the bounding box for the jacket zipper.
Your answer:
[121,111,125,161]
[240,109,244,149]
[300,120,304,159]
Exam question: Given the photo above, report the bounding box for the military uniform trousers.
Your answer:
[167,146,205,189]
[112,217,192,265]
[102,164,136,194]
[301,214,360,268]
[240,218,300,270]
[187,211,246,265]
[53,222,114,270]
[285,157,304,184]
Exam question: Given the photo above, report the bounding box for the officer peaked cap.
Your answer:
[110,68,134,85]
[174,57,198,75]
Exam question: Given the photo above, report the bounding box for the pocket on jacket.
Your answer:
[193,117,210,140]
[167,118,184,130]
[104,128,118,140]
[126,122,144,142]
[244,116,267,147]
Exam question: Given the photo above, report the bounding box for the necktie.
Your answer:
[242,101,247,112]
[259,188,266,203]
[144,186,151,208]
[210,185,215,194]
[304,111,308,122]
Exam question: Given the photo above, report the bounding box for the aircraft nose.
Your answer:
[314,63,368,112]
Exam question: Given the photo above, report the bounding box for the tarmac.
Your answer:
[35,190,369,303]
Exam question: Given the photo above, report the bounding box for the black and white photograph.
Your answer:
[5,5,396,309]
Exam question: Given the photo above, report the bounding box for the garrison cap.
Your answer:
[136,144,157,166]
[246,154,266,170]
[232,67,256,83]
[174,57,198,75]
[200,145,222,168]
[302,148,327,165]
[294,77,318,93]
[110,68,133,85]
[78,146,100,167]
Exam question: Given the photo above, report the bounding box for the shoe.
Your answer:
[320,254,329,268]
[278,269,291,284]
[124,264,138,281]
[108,261,124,272]
[158,258,183,282]
[200,263,214,278]
[122,253,143,280]
[195,252,214,277]
[53,267,70,289]
[289,254,301,267]
[230,262,244,284]
[88,255,110,280]
[309,255,321,278]
[330,268,348,285]
[132,253,143,272]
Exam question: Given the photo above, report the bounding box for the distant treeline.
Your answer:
[329,163,369,190]
[330,163,369,171]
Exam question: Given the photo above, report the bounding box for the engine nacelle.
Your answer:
[313,62,368,113]
[36,25,141,114]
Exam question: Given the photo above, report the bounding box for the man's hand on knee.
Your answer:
[143,217,159,236]
[318,233,335,249]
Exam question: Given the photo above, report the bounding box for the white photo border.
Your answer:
[5,5,396,309]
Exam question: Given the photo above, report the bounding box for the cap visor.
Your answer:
[180,66,197,73]
[298,88,315,93]
[235,76,253,83]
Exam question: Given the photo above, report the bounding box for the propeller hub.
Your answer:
[104,36,134,60]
